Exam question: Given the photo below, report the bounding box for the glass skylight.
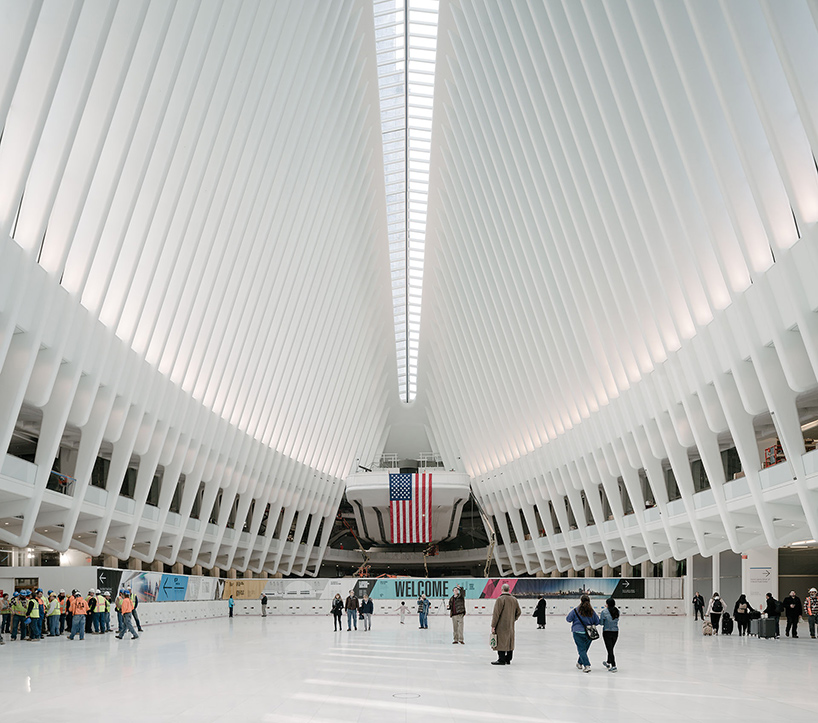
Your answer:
[373,0,438,403]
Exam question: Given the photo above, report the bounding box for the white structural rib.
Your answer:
[374,0,439,402]
[0,0,395,575]
[422,0,818,574]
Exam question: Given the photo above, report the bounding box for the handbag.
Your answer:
[575,608,599,639]
[489,632,498,650]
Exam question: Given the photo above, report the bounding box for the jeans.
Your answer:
[573,631,593,667]
[69,614,85,640]
[118,612,138,638]
[49,616,59,636]
[346,610,357,629]
[117,611,124,635]
[603,630,618,667]
[92,611,102,633]
[30,617,42,639]
[419,611,428,628]
[452,614,464,642]
[132,608,142,630]
[1,613,9,633]
[362,613,372,630]
[785,615,799,637]
[105,611,111,632]
[11,615,22,639]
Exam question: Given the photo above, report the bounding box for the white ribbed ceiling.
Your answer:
[1,0,396,480]
[3,0,818,574]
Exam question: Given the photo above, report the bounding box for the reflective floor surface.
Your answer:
[2,612,817,722]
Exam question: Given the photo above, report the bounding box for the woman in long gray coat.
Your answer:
[491,583,521,665]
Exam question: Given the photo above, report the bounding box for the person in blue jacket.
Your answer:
[600,597,620,672]
[566,595,601,672]
[418,594,431,629]
[228,595,234,618]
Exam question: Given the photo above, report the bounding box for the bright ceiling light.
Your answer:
[374,0,439,402]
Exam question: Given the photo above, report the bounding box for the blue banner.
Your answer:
[157,574,188,602]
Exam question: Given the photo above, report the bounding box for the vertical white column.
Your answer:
[712,553,721,596]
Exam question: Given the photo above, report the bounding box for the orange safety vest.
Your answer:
[73,597,88,615]
[121,597,134,614]
[59,597,67,614]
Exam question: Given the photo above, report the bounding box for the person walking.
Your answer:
[782,590,802,638]
[449,586,466,644]
[418,594,431,629]
[805,587,818,638]
[490,583,521,665]
[116,590,139,640]
[345,590,359,631]
[131,591,143,632]
[533,596,547,629]
[360,594,374,631]
[600,598,619,673]
[692,592,705,621]
[331,594,344,630]
[566,595,601,672]
[706,593,724,635]
[228,595,234,618]
[261,593,268,618]
[762,592,781,638]
[733,594,754,636]
[68,592,88,641]
[398,601,408,624]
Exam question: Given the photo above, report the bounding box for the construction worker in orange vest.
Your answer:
[58,590,68,634]
[68,592,88,640]
[116,589,139,640]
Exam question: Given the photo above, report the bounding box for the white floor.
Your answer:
[2,613,816,722]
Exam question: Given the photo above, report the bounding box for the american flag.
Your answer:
[389,473,432,543]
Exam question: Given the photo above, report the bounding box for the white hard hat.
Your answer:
[59,589,65,593]
[96,589,101,594]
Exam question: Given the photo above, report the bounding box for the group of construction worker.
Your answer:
[0,588,143,643]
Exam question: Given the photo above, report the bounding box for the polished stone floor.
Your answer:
[2,612,816,721]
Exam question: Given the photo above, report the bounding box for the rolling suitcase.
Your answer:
[721,613,733,635]
[758,618,777,638]
[749,618,760,636]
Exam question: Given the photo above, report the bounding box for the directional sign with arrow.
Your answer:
[613,578,645,598]
[157,574,188,602]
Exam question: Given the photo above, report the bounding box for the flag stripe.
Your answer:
[389,472,432,543]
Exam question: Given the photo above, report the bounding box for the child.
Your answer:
[398,601,407,624]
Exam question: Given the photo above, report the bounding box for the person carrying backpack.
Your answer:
[706,593,724,635]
